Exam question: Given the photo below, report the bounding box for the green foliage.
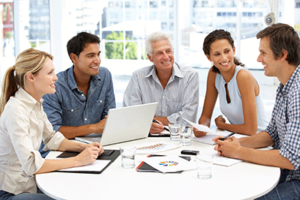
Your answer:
[105,31,138,60]
[30,42,37,48]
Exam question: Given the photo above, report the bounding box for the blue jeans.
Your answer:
[0,188,54,200]
[256,169,300,200]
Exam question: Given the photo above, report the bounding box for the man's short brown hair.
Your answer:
[256,23,300,66]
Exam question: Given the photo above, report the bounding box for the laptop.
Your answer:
[75,102,158,146]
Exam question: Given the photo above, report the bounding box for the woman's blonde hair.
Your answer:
[0,48,53,115]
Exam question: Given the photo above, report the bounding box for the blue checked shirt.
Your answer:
[123,63,199,124]
[42,66,116,133]
[265,65,300,181]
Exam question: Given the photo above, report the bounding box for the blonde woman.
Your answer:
[0,48,104,199]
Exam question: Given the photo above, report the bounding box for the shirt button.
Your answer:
[100,100,102,103]
[81,94,84,96]
[71,109,73,112]
[85,118,87,121]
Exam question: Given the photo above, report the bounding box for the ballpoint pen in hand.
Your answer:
[152,119,170,132]
[219,132,236,141]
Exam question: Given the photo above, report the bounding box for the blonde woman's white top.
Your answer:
[0,88,65,195]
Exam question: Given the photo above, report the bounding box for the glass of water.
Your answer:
[119,146,136,169]
[196,155,213,180]
[180,126,193,146]
[168,123,181,141]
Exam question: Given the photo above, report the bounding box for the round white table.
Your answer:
[36,137,280,200]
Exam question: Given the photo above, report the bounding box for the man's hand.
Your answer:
[150,120,165,134]
[94,117,107,134]
[213,136,241,158]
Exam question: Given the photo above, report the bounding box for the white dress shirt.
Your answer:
[123,63,199,124]
[0,88,65,195]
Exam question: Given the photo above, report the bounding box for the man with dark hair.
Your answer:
[42,32,116,139]
[214,23,300,199]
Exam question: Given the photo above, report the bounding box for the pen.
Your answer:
[219,132,236,141]
[152,119,170,132]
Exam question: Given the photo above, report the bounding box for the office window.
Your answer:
[1,1,14,58]
[0,1,15,82]
[6,0,300,80]
[180,0,270,69]
[0,0,51,86]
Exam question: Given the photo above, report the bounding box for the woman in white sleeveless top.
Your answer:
[194,30,268,137]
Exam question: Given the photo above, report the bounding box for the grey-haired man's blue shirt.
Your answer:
[42,66,116,134]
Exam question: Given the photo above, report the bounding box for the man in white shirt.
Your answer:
[123,31,199,134]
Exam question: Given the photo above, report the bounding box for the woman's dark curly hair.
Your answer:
[203,29,244,73]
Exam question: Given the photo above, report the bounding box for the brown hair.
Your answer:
[256,23,300,66]
[0,48,53,115]
[203,29,244,73]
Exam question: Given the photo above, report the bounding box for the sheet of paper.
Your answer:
[192,134,217,145]
[183,118,214,133]
[58,160,111,172]
[136,142,180,154]
[192,131,247,145]
[198,152,242,167]
[144,155,197,173]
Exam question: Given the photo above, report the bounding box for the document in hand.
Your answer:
[183,118,214,133]
[143,155,197,173]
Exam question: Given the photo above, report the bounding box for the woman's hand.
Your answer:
[86,142,104,156]
[193,127,207,137]
[75,142,104,166]
[215,115,226,129]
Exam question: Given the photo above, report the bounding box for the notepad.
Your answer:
[57,160,111,172]
[198,153,242,167]
[192,131,246,145]
[192,134,216,145]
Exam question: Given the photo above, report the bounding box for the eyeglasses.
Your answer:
[224,83,231,104]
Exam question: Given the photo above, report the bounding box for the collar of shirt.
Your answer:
[14,88,43,113]
[67,65,102,91]
[279,65,300,96]
[145,62,183,82]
